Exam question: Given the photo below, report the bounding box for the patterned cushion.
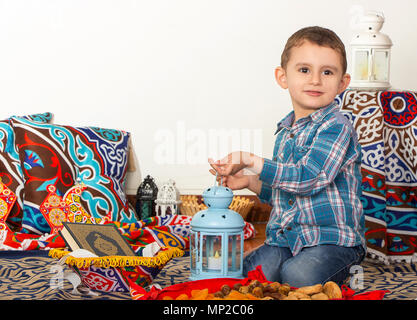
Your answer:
[337,90,417,263]
[0,113,53,231]
[0,181,17,232]
[10,117,138,234]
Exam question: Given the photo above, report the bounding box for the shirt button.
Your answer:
[279,230,284,234]
[289,133,294,139]
[288,199,294,206]
[286,226,292,231]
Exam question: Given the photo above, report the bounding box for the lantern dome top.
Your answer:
[202,185,233,209]
[155,179,181,205]
[351,32,392,47]
[191,207,245,231]
[358,12,384,31]
[136,175,158,200]
[191,183,244,231]
[351,11,392,47]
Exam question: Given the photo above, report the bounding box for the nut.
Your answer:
[238,285,250,294]
[233,283,242,291]
[278,284,291,296]
[252,286,264,298]
[323,281,342,299]
[311,292,329,300]
[221,284,231,295]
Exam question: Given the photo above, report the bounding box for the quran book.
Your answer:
[60,222,136,257]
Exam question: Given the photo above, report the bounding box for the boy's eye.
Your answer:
[299,67,309,73]
[323,70,333,75]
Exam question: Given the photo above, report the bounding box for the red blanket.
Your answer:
[130,265,388,300]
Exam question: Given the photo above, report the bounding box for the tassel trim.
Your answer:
[49,247,184,269]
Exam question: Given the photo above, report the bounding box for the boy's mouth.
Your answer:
[304,90,324,97]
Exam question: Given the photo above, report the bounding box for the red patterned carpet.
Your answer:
[0,251,416,300]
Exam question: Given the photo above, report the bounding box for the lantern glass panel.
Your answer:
[227,234,242,272]
[354,50,369,80]
[190,231,199,270]
[141,201,152,219]
[202,234,222,272]
[373,50,389,81]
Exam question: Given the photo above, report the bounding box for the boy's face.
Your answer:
[275,40,350,121]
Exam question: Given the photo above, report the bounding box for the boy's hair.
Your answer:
[281,26,347,74]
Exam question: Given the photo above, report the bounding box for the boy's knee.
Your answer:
[243,252,281,282]
[279,263,324,287]
[242,245,292,282]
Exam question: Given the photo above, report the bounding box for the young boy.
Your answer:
[209,26,366,287]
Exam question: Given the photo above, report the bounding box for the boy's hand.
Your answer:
[209,167,250,190]
[209,167,262,194]
[208,151,251,177]
[208,151,264,193]
[208,151,264,176]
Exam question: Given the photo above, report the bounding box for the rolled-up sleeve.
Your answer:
[259,121,352,196]
[258,181,272,205]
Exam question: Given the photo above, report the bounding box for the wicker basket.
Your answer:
[180,195,254,221]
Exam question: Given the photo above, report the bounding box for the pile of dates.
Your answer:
[211,280,343,300]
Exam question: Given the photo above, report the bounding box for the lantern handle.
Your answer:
[214,172,223,189]
[367,10,384,19]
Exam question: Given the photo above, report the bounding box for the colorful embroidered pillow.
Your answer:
[0,181,17,232]
[10,117,137,234]
[0,112,53,231]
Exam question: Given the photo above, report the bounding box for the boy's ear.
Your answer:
[275,67,288,89]
[338,73,351,94]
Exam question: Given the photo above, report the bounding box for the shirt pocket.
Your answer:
[293,145,310,163]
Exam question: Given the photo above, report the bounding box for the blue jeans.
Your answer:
[243,244,365,287]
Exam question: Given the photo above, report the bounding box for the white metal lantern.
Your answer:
[350,11,392,89]
[155,179,181,217]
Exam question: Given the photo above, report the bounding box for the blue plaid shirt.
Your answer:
[259,102,365,256]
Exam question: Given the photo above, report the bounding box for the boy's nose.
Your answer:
[310,72,322,85]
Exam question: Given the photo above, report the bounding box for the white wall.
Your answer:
[1,0,416,195]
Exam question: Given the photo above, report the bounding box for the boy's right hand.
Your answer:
[209,167,250,190]
[208,151,252,177]
[208,152,264,193]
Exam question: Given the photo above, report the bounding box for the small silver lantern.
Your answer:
[189,178,245,280]
[155,179,181,217]
[350,11,393,89]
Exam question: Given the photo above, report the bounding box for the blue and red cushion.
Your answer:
[10,116,137,234]
[0,112,53,231]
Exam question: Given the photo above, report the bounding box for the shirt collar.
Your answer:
[274,100,339,135]
[274,111,294,135]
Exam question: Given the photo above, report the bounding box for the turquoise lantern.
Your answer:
[189,177,245,280]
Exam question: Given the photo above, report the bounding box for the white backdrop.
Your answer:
[1,0,416,195]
